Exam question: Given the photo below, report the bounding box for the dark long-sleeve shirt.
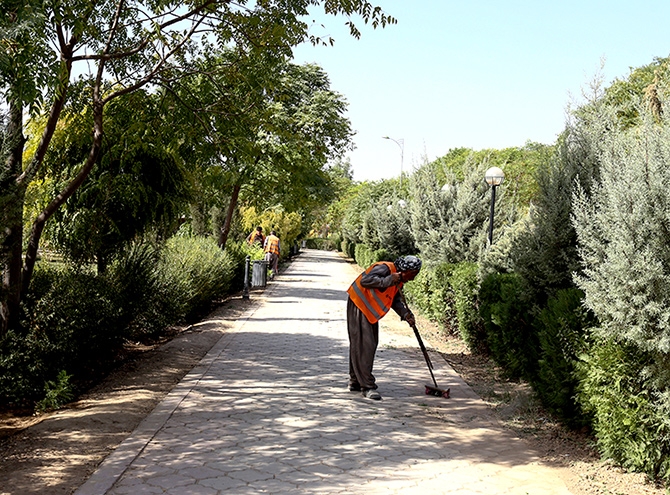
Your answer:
[359,263,411,320]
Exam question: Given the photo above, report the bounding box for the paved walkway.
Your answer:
[75,249,574,495]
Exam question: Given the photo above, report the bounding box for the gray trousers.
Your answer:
[347,298,379,390]
[264,252,279,276]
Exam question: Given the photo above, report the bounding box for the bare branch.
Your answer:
[102,13,207,104]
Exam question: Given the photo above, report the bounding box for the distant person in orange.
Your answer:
[246,226,265,246]
[263,230,281,280]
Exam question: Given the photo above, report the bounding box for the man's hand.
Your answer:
[405,311,416,327]
[391,272,404,285]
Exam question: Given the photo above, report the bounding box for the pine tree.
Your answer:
[574,105,670,354]
[573,99,670,481]
[510,84,614,302]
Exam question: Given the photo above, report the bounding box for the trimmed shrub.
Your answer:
[402,263,432,317]
[157,236,236,322]
[479,272,537,380]
[403,263,455,332]
[450,262,485,352]
[1,264,124,405]
[403,261,484,351]
[105,243,168,339]
[354,244,390,269]
[533,288,592,425]
[341,239,355,259]
[577,338,670,481]
[304,237,339,250]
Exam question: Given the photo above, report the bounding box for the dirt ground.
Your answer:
[0,266,666,495]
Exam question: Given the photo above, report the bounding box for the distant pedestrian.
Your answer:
[346,255,422,400]
[264,230,281,280]
[246,226,265,246]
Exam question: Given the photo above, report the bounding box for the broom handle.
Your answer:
[399,288,439,388]
[412,324,439,388]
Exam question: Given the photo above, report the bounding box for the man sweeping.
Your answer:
[346,255,422,400]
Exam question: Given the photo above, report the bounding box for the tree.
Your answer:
[603,56,670,127]
[0,0,395,333]
[409,156,513,265]
[339,179,396,248]
[314,157,354,236]
[0,1,56,331]
[164,51,354,248]
[572,102,670,481]
[510,79,612,303]
[38,90,191,272]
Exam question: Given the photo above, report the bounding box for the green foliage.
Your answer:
[304,237,339,250]
[1,234,247,406]
[430,143,550,211]
[104,243,169,339]
[450,262,485,352]
[26,265,124,374]
[577,339,670,481]
[479,272,537,380]
[603,56,670,127]
[172,53,355,245]
[320,158,355,235]
[339,180,396,246]
[239,206,302,255]
[1,263,125,405]
[403,262,455,332]
[0,329,46,404]
[361,196,415,260]
[573,107,670,354]
[341,239,356,258]
[570,98,670,480]
[39,91,191,271]
[35,370,74,413]
[402,261,484,353]
[353,244,391,269]
[0,0,57,111]
[510,92,612,303]
[409,157,515,264]
[533,288,592,425]
[157,236,237,322]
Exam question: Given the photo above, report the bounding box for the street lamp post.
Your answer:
[382,136,404,187]
[484,167,505,247]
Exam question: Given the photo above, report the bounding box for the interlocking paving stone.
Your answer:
[74,249,574,495]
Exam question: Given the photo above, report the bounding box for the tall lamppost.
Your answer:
[484,166,505,247]
[382,136,404,187]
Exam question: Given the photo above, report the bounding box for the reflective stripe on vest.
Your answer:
[265,235,280,255]
[347,261,402,324]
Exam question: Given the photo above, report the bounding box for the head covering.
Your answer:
[394,255,422,272]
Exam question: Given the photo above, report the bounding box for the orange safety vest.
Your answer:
[347,261,403,324]
[264,235,280,255]
[248,232,265,245]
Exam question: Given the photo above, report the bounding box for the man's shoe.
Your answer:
[362,389,381,400]
[348,383,361,392]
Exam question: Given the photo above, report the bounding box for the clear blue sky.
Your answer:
[292,1,670,182]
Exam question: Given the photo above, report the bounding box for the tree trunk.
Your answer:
[22,101,104,295]
[218,182,241,248]
[0,99,26,335]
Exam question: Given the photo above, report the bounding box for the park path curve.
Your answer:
[75,249,573,495]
